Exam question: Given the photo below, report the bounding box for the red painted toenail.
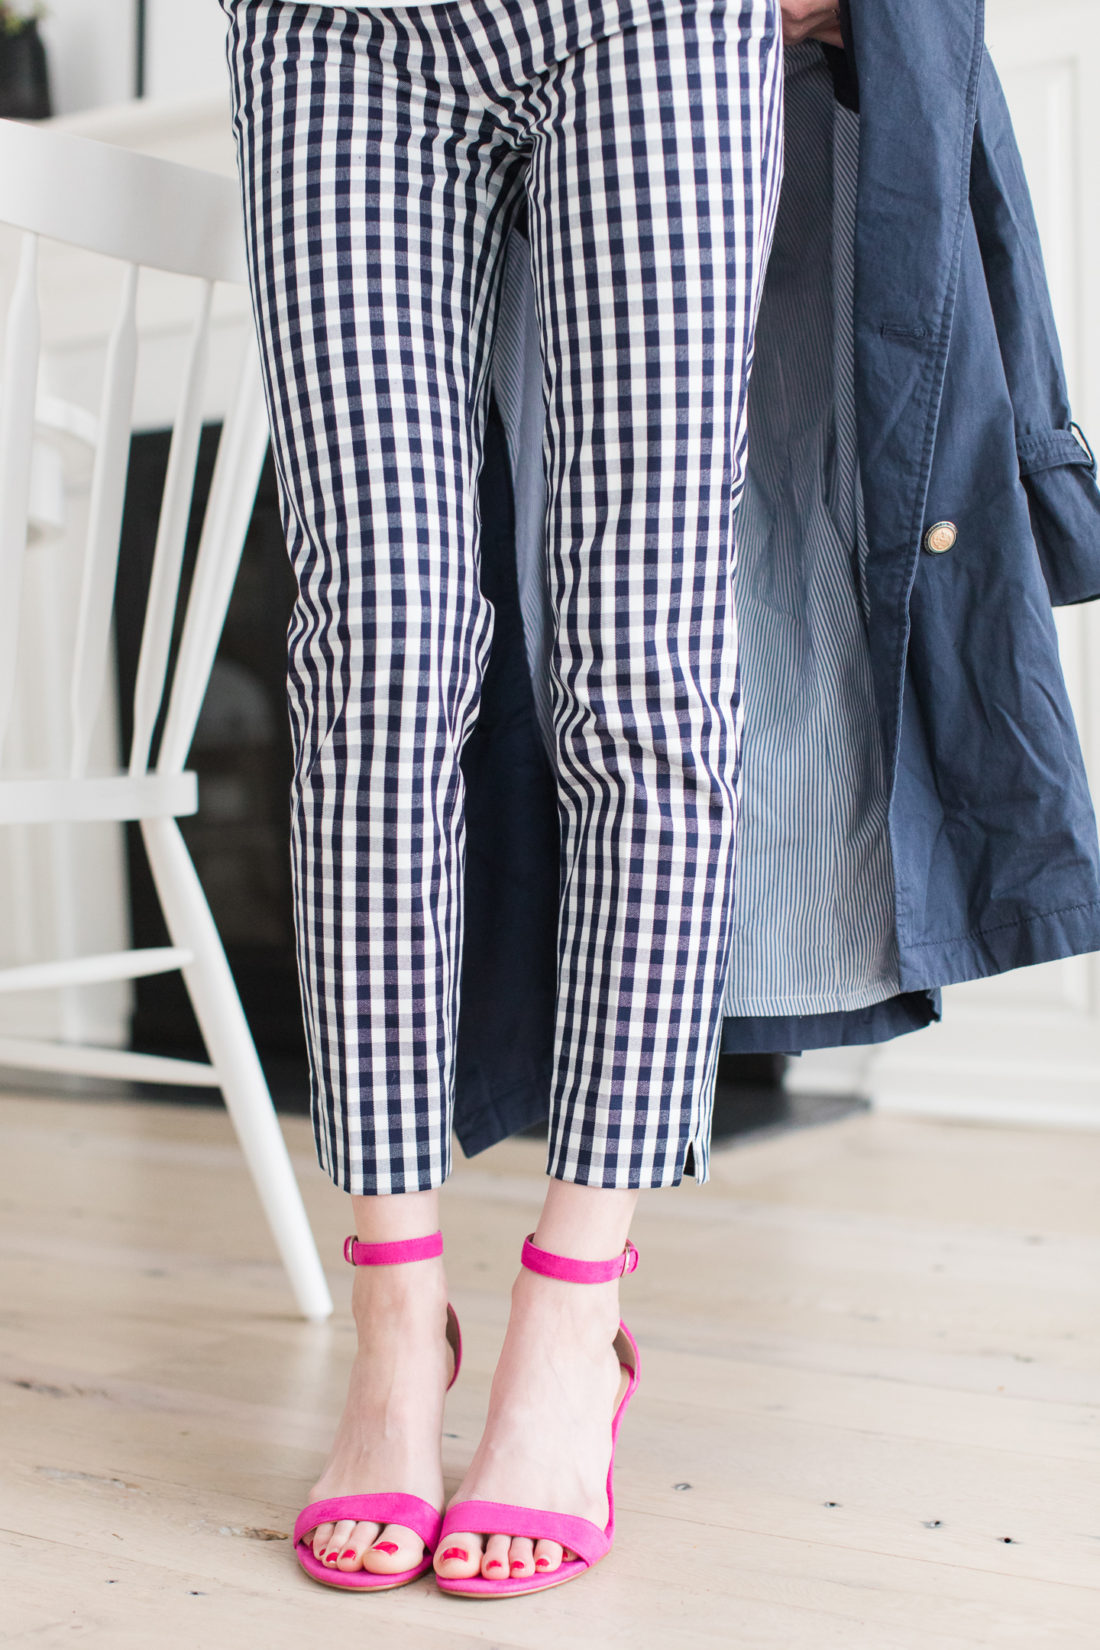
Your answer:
[486,1560,503,1570]
[372,1542,399,1554]
[339,1549,356,1559]
[511,1560,525,1571]
[536,1558,550,1569]
[441,1548,468,1563]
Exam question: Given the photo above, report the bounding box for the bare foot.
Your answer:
[302,1258,453,1576]
[433,1265,625,1582]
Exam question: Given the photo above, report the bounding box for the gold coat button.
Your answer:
[923,520,957,555]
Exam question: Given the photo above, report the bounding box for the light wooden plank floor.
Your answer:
[1,1092,1098,1648]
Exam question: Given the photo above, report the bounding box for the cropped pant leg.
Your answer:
[527,3,783,1186]
[222,0,783,1194]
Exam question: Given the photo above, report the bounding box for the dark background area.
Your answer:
[115,423,306,1085]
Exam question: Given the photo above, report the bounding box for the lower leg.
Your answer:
[531,1178,639,1260]
[434,1179,639,1581]
[306,1189,453,1576]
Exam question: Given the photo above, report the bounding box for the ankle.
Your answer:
[530,1182,639,1264]
[350,1258,448,1324]
[510,1266,620,1343]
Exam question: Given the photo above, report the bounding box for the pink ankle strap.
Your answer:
[344,1231,444,1266]
[520,1234,639,1283]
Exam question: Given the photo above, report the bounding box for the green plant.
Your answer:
[0,2,47,36]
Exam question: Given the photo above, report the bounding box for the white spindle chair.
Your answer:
[0,118,332,1322]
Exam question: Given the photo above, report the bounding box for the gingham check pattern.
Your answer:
[221,0,784,1192]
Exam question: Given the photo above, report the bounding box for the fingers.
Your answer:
[780,0,844,47]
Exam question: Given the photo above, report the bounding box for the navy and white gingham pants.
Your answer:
[222,0,783,1193]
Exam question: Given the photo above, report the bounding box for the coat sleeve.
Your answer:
[970,48,1100,607]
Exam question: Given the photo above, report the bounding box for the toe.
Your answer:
[480,1533,511,1577]
[324,1519,356,1568]
[309,1521,334,1562]
[533,1538,564,1574]
[508,1537,535,1579]
[362,1523,424,1574]
[334,1520,381,1571]
[433,1532,484,1579]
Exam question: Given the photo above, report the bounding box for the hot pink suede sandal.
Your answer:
[293,1230,461,1592]
[433,1233,639,1599]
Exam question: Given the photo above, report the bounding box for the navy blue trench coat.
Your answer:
[451,0,1100,1158]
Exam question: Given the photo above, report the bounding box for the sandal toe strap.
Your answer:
[439,1500,609,1567]
[293,1493,443,1551]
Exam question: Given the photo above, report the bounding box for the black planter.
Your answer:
[0,21,51,121]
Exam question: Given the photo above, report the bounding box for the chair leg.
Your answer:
[141,816,333,1322]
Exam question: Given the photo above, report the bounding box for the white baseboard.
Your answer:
[783,1046,875,1097]
[785,1043,1100,1130]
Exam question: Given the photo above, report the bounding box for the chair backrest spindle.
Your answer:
[129,279,214,776]
[156,343,269,775]
[69,261,139,778]
[0,231,41,761]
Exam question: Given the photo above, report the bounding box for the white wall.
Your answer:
[38,0,135,115]
[144,0,229,102]
[36,1,228,116]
